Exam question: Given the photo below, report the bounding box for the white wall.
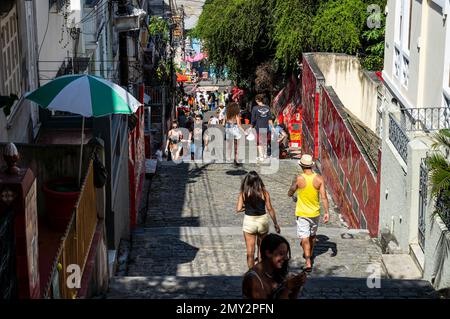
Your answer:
[420,1,447,108]
[383,0,396,87]
[378,89,410,249]
[424,210,450,291]
[402,0,422,109]
[35,0,81,85]
[384,0,448,110]
[313,54,380,132]
[378,96,432,253]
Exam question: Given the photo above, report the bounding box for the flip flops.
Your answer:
[303,256,313,272]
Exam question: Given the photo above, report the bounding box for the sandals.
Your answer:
[303,256,313,273]
[303,266,313,273]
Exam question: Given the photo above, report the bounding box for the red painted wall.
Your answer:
[320,89,379,235]
[301,57,318,158]
[301,55,380,236]
[128,85,146,229]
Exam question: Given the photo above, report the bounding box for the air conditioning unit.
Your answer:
[114,7,146,32]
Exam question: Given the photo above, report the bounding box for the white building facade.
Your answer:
[380,0,450,290]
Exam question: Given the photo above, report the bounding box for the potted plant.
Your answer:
[43,178,80,232]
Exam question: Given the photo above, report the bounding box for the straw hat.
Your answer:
[298,154,314,168]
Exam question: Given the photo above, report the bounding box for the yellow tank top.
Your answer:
[296,173,320,218]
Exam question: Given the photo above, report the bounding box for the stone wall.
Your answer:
[312,53,380,132]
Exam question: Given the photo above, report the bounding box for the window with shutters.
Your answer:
[393,0,411,88]
[0,4,21,98]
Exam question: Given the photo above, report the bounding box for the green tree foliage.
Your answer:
[360,0,386,70]
[194,0,387,88]
[148,16,169,40]
[272,0,317,70]
[360,21,385,70]
[427,127,450,260]
[312,0,367,54]
[428,129,450,198]
[193,0,277,88]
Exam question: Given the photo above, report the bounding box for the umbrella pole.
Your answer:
[78,117,85,188]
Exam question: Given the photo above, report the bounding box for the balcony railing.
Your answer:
[45,159,97,298]
[436,191,450,230]
[403,107,450,132]
[389,113,410,163]
[145,86,167,106]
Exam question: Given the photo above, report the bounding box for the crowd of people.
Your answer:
[165,91,290,165]
[163,89,331,300]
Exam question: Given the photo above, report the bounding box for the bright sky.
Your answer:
[175,0,206,29]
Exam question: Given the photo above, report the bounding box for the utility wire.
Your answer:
[38,6,51,59]
[77,0,109,25]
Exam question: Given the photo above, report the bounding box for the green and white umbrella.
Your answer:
[25,74,142,186]
[25,74,141,116]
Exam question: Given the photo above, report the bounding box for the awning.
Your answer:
[184,52,208,63]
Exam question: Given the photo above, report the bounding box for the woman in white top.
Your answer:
[217,104,227,125]
[225,102,245,167]
[209,115,220,125]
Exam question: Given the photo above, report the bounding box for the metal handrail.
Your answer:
[436,191,450,230]
[401,106,450,132]
[389,113,410,163]
[6,95,27,130]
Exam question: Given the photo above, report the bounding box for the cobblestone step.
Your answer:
[108,160,438,299]
[126,226,383,279]
[107,275,438,299]
[144,160,343,229]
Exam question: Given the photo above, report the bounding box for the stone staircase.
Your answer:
[106,226,438,299]
[106,161,438,299]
